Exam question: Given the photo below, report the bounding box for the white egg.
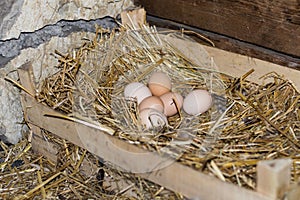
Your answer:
[183,89,212,116]
[124,82,152,104]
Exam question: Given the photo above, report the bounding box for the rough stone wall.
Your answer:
[0,0,134,144]
[0,0,133,40]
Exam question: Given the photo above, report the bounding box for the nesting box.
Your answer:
[18,5,300,200]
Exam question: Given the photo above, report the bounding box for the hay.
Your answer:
[5,22,300,198]
[0,133,183,199]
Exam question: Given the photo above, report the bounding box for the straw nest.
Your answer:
[36,24,300,188]
[3,24,299,198]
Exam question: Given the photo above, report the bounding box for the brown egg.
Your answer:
[139,108,168,129]
[160,92,183,116]
[183,89,212,115]
[139,96,164,113]
[148,71,172,96]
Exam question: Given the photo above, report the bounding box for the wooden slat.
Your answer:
[135,0,300,63]
[162,35,300,91]
[257,159,292,199]
[147,15,300,70]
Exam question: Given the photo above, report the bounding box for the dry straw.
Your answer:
[3,23,299,198]
[0,133,182,199]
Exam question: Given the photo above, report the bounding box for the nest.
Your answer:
[5,23,299,198]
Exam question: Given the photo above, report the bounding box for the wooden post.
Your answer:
[286,182,300,200]
[257,159,292,199]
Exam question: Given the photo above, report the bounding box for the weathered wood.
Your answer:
[135,0,300,62]
[163,35,300,91]
[147,15,300,70]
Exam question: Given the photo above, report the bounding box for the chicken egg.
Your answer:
[183,89,212,116]
[148,71,172,96]
[124,82,152,104]
[160,92,183,116]
[138,96,164,113]
[139,108,168,129]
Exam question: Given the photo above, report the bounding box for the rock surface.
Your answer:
[0,0,134,144]
[0,0,133,40]
[0,17,119,67]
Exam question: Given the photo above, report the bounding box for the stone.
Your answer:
[0,74,23,144]
[0,17,119,68]
[0,0,134,144]
[0,0,133,40]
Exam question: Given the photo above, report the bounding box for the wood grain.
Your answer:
[135,0,300,57]
[147,15,300,70]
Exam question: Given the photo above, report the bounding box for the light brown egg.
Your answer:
[159,92,183,116]
[148,71,172,96]
[139,108,168,129]
[183,89,212,116]
[124,82,152,104]
[138,96,164,113]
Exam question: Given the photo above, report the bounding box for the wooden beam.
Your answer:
[256,159,292,199]
[146,15,300,70]
[135,0,300,57]
[162,35,300,91]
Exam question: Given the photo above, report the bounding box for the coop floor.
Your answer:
[0,136,184,200]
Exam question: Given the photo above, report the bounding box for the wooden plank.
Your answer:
[139,161,270,200]
[147,15,300,70]
[135,0,300,57]
[18,65,273,200]
[162,35,300,91]
[204,45,300,91]
[287,183,300,200]
[31,134,58,163]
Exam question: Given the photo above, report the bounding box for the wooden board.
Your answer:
[135,0,300,67]
[147,15,300,70]
[163,35,300,91]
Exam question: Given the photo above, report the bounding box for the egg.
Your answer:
[148,71,172,96]
[183,89,212,116]
[138,96,164,113]
[124,82,152,104]
[139,108,168,129]
[160,92,183,116]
